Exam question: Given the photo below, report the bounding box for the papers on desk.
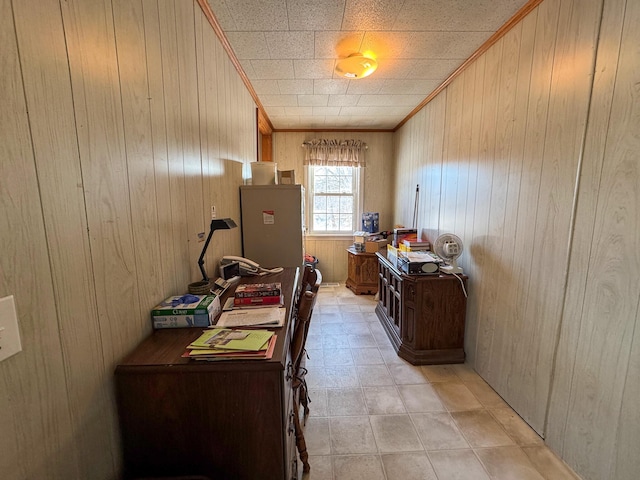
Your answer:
[215,306,286,328]
[183,329,277,361]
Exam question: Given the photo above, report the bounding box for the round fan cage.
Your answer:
[433,234,464,274]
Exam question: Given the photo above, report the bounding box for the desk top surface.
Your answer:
[116,267,299,372]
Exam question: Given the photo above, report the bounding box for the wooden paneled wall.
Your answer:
[392,0,639,479]
[0,1,255,479]
[273,131,395,283]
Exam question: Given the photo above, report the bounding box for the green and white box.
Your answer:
[152,294,221,329]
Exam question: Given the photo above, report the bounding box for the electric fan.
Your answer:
[433,233,464,274]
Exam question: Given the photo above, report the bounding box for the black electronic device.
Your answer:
[397,251,441,275]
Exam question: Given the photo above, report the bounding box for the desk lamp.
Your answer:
[198,217,237,282]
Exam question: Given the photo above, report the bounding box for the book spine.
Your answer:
[233,295,282,306]
[234,289,281,298]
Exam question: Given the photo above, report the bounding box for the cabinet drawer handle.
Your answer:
[288,411,295,435]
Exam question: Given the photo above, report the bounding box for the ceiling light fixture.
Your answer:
[335,53,378,79]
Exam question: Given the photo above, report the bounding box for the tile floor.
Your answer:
[298,284,580,480]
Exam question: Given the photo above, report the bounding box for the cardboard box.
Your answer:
[365,238,389,253]
[152,294,221,329]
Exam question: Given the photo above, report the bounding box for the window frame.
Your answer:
[305,165,364,237]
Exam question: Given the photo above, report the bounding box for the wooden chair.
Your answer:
[289,290,317,473]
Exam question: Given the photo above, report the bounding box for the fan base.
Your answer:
[440,265,463,274]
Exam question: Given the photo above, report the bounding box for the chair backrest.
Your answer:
[290,290,317,381]
[300,265,321,295]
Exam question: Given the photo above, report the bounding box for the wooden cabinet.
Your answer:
[375,252,467,365]
[115,268,300,480]
[345,248,378,295]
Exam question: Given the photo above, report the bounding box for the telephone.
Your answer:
[220,256,283,277]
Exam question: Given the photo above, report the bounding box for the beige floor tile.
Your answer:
[306,334,323,350]
[329,416,378,454]
[332,455,385,480]
[305,417,331,455]
[321,334,350,349]
[351,347,385,365]
[302,455,333,480]
[379,347,412,365]
[306,347,325,367]
[327,388,367,416]
[397,384,445,412]
[347,333,378,348]
[307,388,328,417]
[475,446,545,480]
[323,365,360,388]
[411,412,469,450]
[337,296,361,305]
[323,348,354,366]
[522,446,581,480]
[388,363,429,385]
[363,386,406,414]
[363,311,380,322]
[369,414,423,453]
[341,321,371,335]
[463,377,508,409]
[337,303,362,311]
[381,452,438,480]
[450,363,482,382]
[356,365,395,386]
[421,364,462,382]
[372,329,393,347]
[451,410,515,447]
[428,449,490,480]
[432,382,483,411]
[320,322,346,335]
[490,408,543,446]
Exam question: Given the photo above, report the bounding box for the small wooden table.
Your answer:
[345,247,378,295]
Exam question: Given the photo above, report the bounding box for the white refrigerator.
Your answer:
[239,185,305,269]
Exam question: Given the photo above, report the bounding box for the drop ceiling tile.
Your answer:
[315,31,365,59]
[394,0,525,32]
[379,79,439,95]
[206,0,237,30]
[293,59,336,79]
[313,106,342,116]
[367,106,414,116]
[251,79,281,95]
[264,106,286,116]
[314,79,349,95]
[239,59,257,79]
[250,59,295,79]
[357,94,425,107]
[285,106,313,115]
[278,79,314,94]
[342,0,402,30]
[260,94,299,107]
[324,116,354,127]
[403,59,461,79]
[298,116,328,128]
[360,31,408,59]
[345,79,384,95]
[298,95,329,107]
[218,0,288,31]
[402,31,491,59]
[265,31,315,59]
[368,59,411,79]
[339,106,371,116]
[225,32,269,59]
[287,0,347,30]
[327,94,361,107]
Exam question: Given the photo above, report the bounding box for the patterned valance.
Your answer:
[301,139,367,167]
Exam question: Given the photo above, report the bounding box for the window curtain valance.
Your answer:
[302,139,367,167]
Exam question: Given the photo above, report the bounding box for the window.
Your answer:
[308,165,361,234]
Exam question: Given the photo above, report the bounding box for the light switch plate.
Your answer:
[0,295,22,362]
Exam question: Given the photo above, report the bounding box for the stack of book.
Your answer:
[399,238,431,252]
[234,282,283,307]
[182,328,277,361]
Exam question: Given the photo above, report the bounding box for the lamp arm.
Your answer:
[198,221,216,282]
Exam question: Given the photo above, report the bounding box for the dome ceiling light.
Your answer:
[334,53,378,79]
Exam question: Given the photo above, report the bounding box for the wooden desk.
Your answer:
[115,268,300,480]
[375,252,467,365]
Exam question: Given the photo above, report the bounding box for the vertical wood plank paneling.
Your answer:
[469,37,501,379]
[14,0,118,476]
[113,0,163,322]
[546,0,624,453]
[441,80,463,233]
[158,0,190,292]
[142,0,179,295]
[0,1,77,477]
[549,0,639,477]
[61,0,142,365]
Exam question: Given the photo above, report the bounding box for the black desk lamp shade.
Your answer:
[198,218,237,281]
